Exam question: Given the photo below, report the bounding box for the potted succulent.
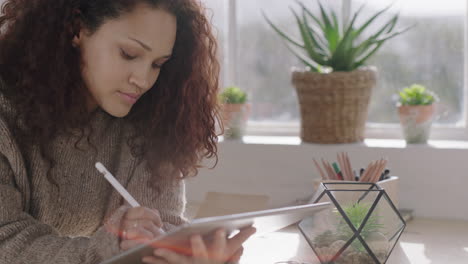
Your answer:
[219,86,250,140]
[397,84,438,144]
[263,1,412,143]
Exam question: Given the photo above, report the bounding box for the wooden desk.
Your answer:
[240,218,468,263]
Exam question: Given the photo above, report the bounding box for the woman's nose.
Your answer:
[129,67,154,92]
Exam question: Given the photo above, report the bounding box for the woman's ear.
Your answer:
[72,31,82,47]
[71,9,83,47]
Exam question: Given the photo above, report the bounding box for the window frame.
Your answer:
[222,0,468,141]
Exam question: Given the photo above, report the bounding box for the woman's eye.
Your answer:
[152,62,163,69]
[120,49,136,60]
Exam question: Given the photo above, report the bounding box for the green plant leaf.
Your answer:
[292,8,327,65]
[317,1,340,53]
[318,0,333,32]
[285,43,320,72]
[297,0,335,61]
[331,10,340,35]
[353,42,384,68]
[262,10,305,50]
[219,86,248,104]
[354,26,413,68]
[398,84,436,105]
[296,0,325,31]
[387,13,401,33]
[336,202,385,252]
[351,13,400,60]
[374,25,415,43]
[353,4,393,39]
[352,11,398,59]
[303,12,329,55]
[305,24,330,55]
[263,0,412,72]
[331,5,363,70]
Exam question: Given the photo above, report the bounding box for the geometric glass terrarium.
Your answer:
[298,182,406,264]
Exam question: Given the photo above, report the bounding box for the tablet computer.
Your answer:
[100,202,331,264]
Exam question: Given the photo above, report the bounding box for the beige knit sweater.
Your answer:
[0,92,188,264]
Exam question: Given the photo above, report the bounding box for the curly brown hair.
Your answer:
[0,0,220,188]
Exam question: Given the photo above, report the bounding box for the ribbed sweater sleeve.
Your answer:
[0,119,125,264]
[0,91,188,263]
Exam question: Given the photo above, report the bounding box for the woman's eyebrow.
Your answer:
[128,37,172,59]
[128,37,152,51]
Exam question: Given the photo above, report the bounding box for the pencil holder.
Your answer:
[299,182,406,264]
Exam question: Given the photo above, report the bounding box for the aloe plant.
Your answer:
[399,84,437,106]
[262,0,414,72]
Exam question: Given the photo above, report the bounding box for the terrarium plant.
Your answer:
[304,182,405,264]
[397,84,439,144]
[219,86,250,140]
[336,203,384,252]
[262,0,413,144]
[312,202,388,264]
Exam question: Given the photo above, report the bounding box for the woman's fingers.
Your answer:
[142,255,170,264]
[124,207,163,228]
[119,228,154,250]
[211,229,228,262]
[122,218,164,238]
[119,206,165,251]
[227,246,244,263]
[225,227,256,256]
[120,237,151,251]
[125,227,154,240]
[140,227,255,263]
[104,205,131,235]
[191,234,209,260]
[153,249,190,264]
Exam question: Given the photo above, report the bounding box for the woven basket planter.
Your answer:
[292,68,377,144]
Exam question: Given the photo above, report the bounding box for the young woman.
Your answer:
[0,0,255,263]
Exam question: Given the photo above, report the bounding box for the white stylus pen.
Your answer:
[95,162,141,207]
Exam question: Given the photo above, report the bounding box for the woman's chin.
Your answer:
[101,104,131,118]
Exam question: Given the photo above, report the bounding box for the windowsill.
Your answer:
[220,136,468,149]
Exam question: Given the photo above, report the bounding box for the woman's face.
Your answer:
[74,4,177,117]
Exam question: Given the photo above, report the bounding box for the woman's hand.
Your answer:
[119,206,165,251]
[141,226,256,264]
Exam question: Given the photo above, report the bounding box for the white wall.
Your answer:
[185,138,468,221]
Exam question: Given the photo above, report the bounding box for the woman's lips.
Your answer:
[118,91,140,104]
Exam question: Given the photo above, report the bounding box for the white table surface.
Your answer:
[239,218,468,264]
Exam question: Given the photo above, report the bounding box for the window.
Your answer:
[207,0,468,140]
[236,0,342,123]
[359,0,466,126]
[202,0,225,84]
